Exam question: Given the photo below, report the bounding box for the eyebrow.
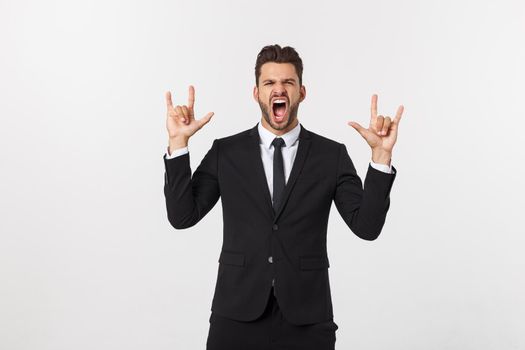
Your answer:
[262,78,297,84]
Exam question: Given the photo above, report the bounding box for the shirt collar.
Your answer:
[257,120,301,149]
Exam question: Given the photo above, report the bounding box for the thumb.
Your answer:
[347,121,366,137]
[198,112,214,128]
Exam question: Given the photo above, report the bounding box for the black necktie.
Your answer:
[271,137,286,213]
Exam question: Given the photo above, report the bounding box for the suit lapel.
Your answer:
[247,122,312,223]
[247,126,274,217]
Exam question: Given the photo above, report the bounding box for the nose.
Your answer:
[272,84,287,96]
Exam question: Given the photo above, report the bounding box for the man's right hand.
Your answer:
[165,85,214,151]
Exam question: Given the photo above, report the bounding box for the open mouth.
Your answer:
[272,98,288,122]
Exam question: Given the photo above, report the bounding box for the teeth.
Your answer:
[273,99,286,104]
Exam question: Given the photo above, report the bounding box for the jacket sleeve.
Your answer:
[163,139,220,229]
[333,143,396,240]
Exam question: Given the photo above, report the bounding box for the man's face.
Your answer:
[253,62,306,135]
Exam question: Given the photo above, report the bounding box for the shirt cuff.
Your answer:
[165,146,189,159]
[370,160,393,174]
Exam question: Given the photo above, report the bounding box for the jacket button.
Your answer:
[268,256,273,263]
[272,224,278,230]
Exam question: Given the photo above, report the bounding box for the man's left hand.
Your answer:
[347,94,404,166]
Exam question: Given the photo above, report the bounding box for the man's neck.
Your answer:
[260,117,299,136]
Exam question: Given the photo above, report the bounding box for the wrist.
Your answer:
[168,137,189,153]
[371,149,392,166]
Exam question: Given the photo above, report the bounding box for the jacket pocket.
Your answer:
[299,255,330,270]
[218,250,246,267]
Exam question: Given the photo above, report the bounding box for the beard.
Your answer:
[258,98,300,131]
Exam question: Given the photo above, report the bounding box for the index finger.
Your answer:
[370,94,378,120]
[188,85,195,110]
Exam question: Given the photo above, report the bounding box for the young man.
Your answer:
[163,44,403,350]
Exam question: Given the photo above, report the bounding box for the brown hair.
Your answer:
[254,44,303,86]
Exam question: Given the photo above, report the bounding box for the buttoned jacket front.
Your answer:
[163,122,397,325]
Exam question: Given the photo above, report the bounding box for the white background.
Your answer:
[1,0,524,349]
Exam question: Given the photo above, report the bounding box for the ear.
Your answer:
[299,85,306,102]
[253,86,259,102]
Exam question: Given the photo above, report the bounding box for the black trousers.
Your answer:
[206,287,338,350]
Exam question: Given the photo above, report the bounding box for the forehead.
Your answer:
[259,62,298,81]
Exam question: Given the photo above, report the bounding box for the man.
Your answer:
[163,44,403,350]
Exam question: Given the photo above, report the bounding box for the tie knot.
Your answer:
[271,137,285,149]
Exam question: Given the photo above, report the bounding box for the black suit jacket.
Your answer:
[163,122,397,326]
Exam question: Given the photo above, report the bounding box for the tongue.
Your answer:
[275,105,286,118]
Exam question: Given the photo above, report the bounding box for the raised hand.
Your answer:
[165,85,214,141]
[347,94,404,165]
